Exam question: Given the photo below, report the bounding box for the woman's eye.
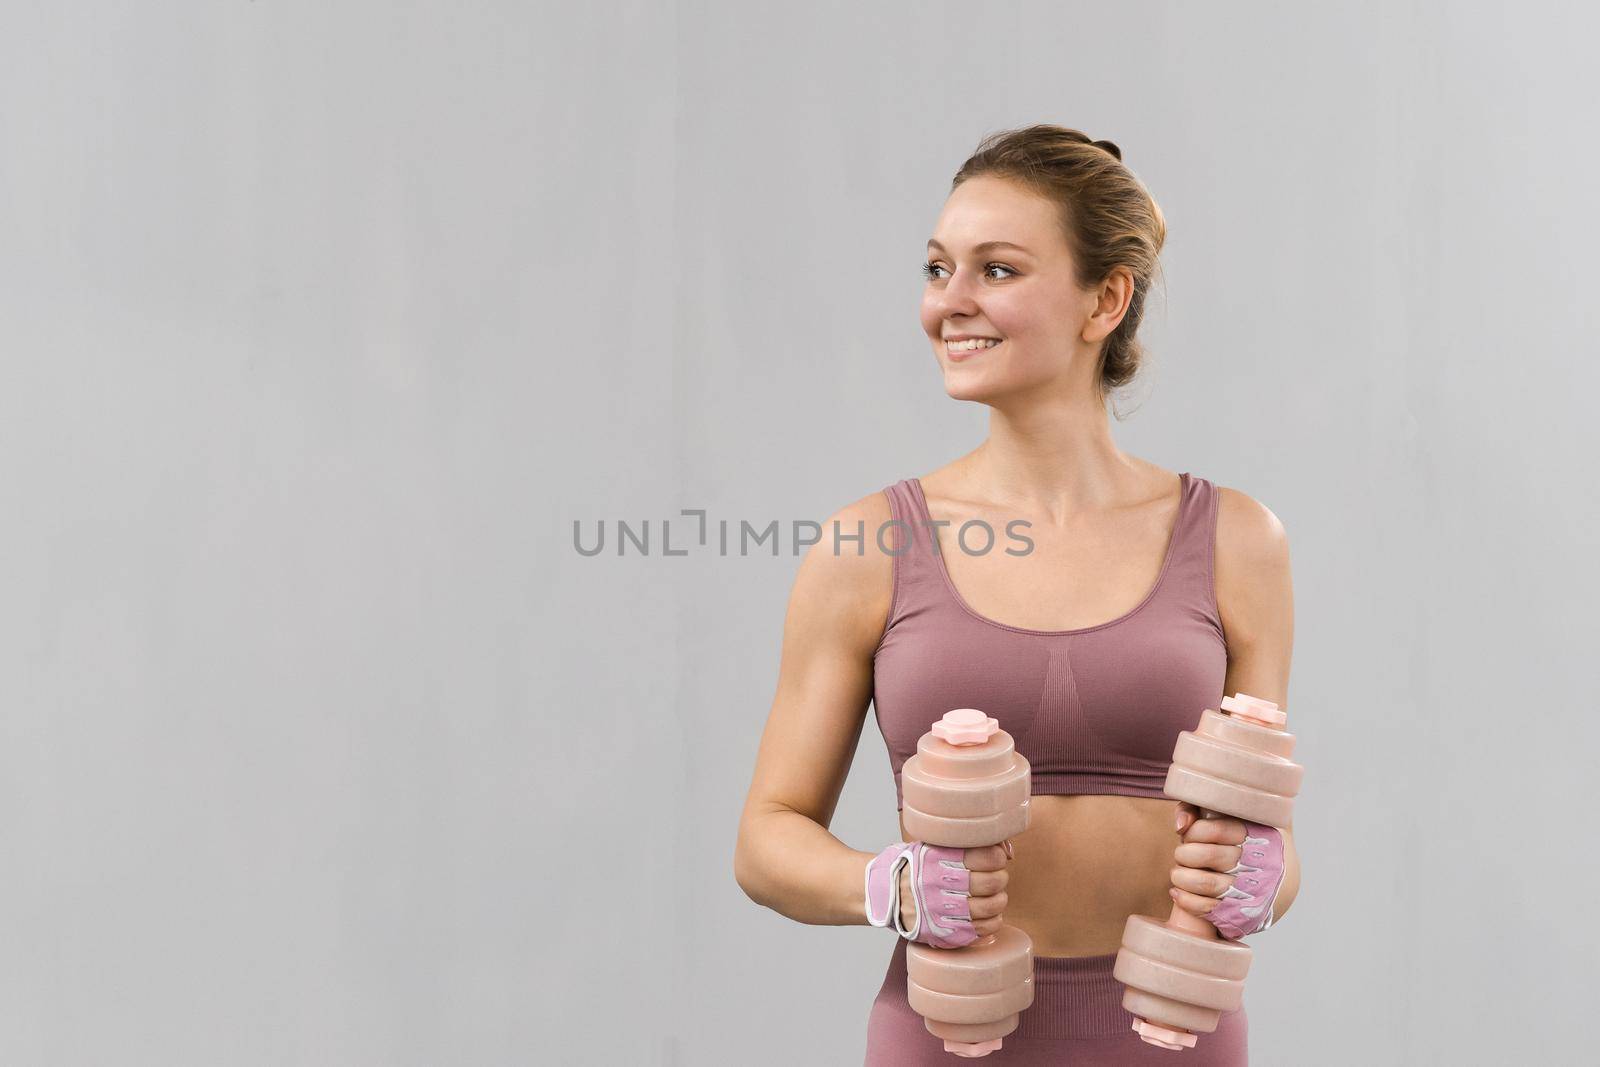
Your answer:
[920,261,1015,281]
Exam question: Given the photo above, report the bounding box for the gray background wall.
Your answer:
[2,2,1592,1064]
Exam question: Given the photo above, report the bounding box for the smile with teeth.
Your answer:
[946,338,1001,352]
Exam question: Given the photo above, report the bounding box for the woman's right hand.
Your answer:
[899,841,1012,939]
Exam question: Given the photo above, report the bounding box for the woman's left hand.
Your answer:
[1170,802,1285,939]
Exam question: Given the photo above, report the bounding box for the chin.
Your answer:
[942,367,1011,404]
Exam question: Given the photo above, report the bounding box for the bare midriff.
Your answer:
[900,792,1178,957]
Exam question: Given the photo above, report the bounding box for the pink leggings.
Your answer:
[864,937,1248,1065]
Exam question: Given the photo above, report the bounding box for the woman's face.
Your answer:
[920,175,1108,405]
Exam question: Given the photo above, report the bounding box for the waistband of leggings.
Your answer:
[1014,951,1130,1040]
[883,937,1133,1040]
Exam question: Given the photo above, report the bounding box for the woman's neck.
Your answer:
[954,399,1140,519]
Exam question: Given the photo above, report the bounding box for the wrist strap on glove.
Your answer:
[865,841,977,949]
[864,843,915,934]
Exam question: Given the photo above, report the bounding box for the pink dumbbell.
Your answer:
[900,709,1034,1058]
[1113,693,1304,1051]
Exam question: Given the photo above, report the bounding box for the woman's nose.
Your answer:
[931,271,981,315]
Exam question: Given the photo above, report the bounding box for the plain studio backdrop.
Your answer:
[2,2,1594,1064]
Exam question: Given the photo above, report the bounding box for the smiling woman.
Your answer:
[918,131,1166,417]
[734,124,1293,1066]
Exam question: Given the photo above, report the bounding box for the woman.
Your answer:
[734,125,1299,1064]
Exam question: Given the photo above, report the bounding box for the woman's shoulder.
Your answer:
[1211,479,1293,646]
[1212,481,1289,552]
[784,483,899,653]
[821,482,899,550]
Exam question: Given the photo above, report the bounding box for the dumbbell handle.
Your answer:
[1164,806,1231,940]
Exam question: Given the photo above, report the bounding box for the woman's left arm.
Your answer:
[1172,486,1299,925]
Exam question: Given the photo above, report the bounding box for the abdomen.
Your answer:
[902,793,1179,957]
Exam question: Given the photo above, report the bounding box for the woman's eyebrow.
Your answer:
[926,239,1031,256]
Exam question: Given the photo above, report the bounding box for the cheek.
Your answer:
[984,298,1040,340]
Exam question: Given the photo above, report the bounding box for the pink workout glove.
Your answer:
[864,841,977,949]
[1207,821,1286,940]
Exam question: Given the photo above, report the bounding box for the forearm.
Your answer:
[735,805,876,926]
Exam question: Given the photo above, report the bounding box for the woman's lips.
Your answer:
[947,340,1002,362]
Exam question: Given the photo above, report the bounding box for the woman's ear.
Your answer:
[1082,266,1134,343]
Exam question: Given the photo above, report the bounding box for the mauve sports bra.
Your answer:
[870,472,1228,810]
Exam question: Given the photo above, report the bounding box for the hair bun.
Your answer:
[1091,138,1122,161]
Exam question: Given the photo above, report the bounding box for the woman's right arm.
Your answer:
[732,491,895,926]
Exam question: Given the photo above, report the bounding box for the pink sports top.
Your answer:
[870,472,1228,810]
